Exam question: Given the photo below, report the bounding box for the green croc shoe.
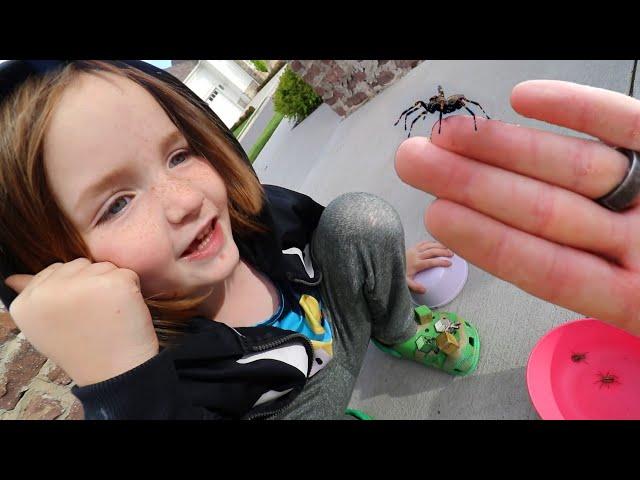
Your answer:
[372,305,480,376]
[345,408,374,420]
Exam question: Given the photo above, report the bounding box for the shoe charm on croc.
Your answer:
[372,305,481,376]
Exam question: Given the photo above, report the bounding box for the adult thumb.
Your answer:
[4,274,34,293]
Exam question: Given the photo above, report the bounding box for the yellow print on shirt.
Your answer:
[299,294,325,335]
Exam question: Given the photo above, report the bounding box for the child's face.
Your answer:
[42,71,240,300]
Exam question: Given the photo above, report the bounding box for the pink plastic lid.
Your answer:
[526,318,640,420]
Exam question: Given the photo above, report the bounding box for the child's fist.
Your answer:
[5,258,158,386]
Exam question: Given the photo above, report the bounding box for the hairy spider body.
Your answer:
[571,352,588,364]
[594,372,621,389]
[394,85,491,137]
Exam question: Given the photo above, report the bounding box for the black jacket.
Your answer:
[69,184,327,420]
[2,184,327,420]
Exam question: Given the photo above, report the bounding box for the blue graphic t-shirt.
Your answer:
[256,288,333,377]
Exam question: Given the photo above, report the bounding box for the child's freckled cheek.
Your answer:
[90,215,171,277]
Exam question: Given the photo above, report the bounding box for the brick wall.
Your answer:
[0,305,83,420]
[288,60,422,117]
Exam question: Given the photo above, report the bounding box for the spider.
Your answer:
[594,372,621,389]
[571,352,588,364]
[394,85,491,137]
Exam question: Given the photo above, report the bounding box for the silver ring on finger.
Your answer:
[596,147,640,212]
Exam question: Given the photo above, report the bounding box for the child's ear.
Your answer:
[4,274,33,294]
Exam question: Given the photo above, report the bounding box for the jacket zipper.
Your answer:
[244,333,314,421]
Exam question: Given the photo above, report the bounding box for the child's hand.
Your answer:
[406,241,453,293]
[4,258,159,386]
[395,79,640,335]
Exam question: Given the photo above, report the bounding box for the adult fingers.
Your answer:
[425,199,640,335]
[429,115,629,200]
[512,79,640,153]
[396,138,630,261]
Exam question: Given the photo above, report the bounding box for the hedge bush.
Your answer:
[273,67,323,124]
[251,60,268,72]
[230,106,255,133]
[256,61,286,93]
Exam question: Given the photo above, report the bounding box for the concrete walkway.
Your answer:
[253,60,637,419]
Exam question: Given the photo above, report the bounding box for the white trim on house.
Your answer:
[180,60,259,128]
[182,60,201,85]
[201,60,253,107]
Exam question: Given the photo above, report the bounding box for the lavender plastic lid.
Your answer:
[410,254,469,308]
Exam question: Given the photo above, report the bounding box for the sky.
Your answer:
[142,60,171,69]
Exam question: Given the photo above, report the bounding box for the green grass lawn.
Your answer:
[247,112,284,163]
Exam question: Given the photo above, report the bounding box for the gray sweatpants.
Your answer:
[275,192,418,420]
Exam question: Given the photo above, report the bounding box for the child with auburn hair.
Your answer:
[0,60,480,419]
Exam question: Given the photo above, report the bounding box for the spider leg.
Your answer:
[394,105,420,128]
[404,108,417,131]
[408,112,427,137]
[464,107,478,131]
[405,106,428,131]
[465,99,491,120]
[437,110,443,134]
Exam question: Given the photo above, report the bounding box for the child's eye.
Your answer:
[98,195,132,224]
[169,150,191,168]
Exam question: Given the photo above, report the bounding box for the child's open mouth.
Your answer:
[181,218,223,261]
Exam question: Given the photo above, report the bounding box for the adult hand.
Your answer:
[5,258,159,386]
[395,80,640,335]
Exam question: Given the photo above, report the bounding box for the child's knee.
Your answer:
[318,192,404,245]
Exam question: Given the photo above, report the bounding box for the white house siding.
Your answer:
[183,64,238,128]
[186,66,217,98]
[206,60,253,92]
[202,61,253,109]
[209,94,243,128]
[183,61,257,128]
